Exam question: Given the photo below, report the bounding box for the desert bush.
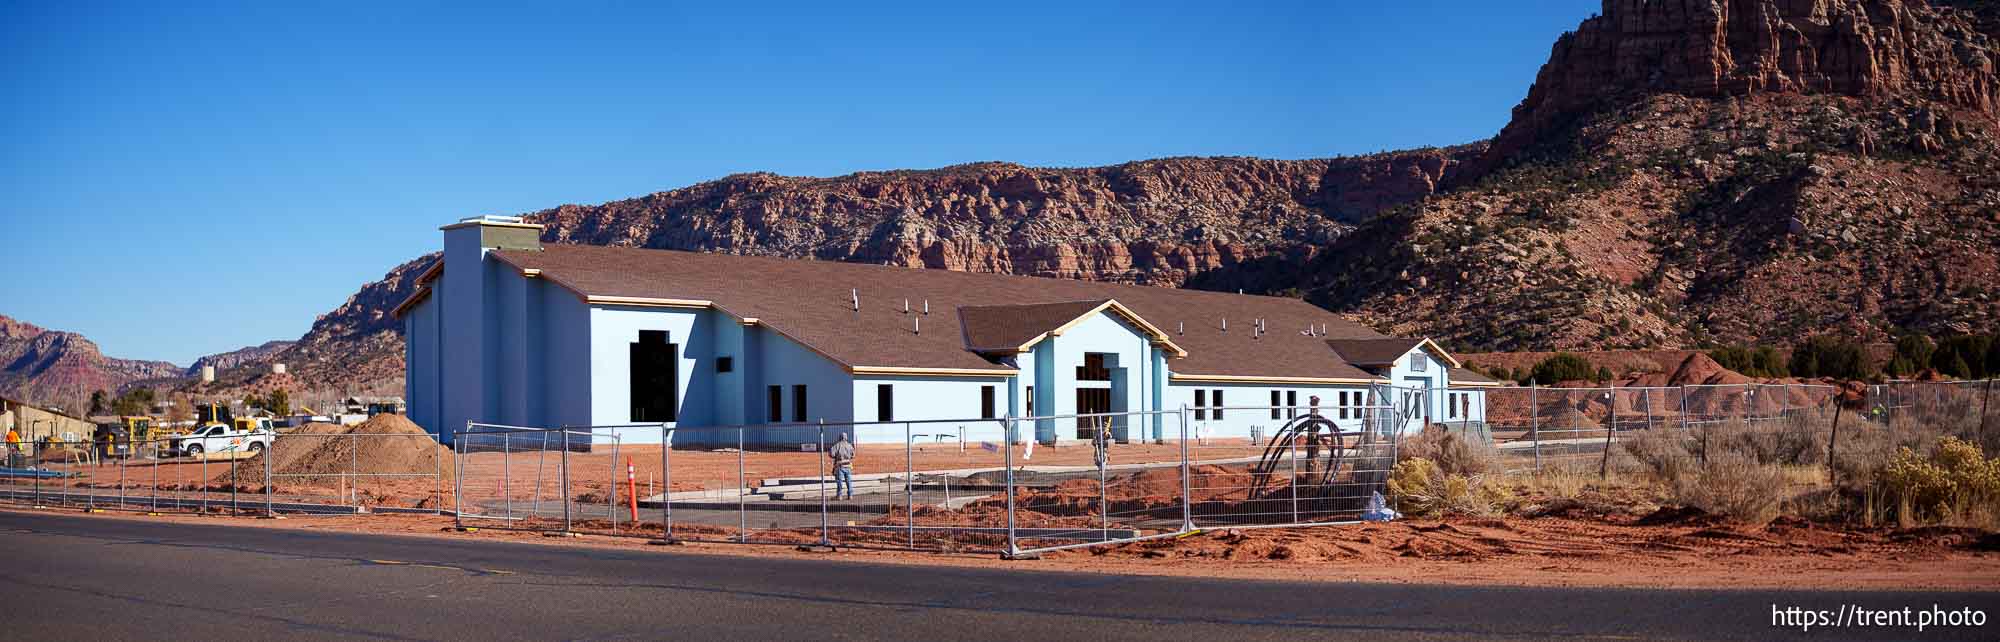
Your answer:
[1619,428,1696,483]
[1698,417,1828,468]
[1876,436,2000,527]
[1530,353,1597,384]
[1668,452,1789,524]
[1388,457,1504,518]
[1397,426,1500,476]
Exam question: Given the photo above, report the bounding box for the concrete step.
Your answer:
[759,480,907,500]
[646,488,770,503]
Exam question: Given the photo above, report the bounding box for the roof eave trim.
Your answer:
[848,366,1018,377]
[1011,300,1189,358]
[439,220,544,231]
[1417,337,1464,369]
[390,287,433,319]
[1170,373,1387,385]
[583,295,714,309]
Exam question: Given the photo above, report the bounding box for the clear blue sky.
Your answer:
[0,0,1598,365]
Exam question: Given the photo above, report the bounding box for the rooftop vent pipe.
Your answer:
[851,289,859,311]
[903,298,910,314]
[914,316,921,335]
[922,299,929,315]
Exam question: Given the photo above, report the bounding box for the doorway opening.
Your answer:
[631,330,678,422]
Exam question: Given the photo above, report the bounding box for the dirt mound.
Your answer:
[215,414,453,486]
[1667,353,1751,386]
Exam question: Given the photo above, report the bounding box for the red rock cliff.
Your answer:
[1463,0,2000,180]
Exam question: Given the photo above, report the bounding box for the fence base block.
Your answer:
[542,531,580,538]
[646,538,683,546]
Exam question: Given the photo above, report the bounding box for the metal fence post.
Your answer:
[1179,405,1192,532]
[609,438,621,530]
[117,457,127,510]
[434,430,444,516]
[1600,386,1616,479]
[230,450,239,514]
[151,442,159,512]
[1004,415,1017,558]
[1980,379,1994,445]
[1098,423,1108,544]
[200,448,208,514]
[1826,397,1845,488]
[532,432,546,517]
[1522,383,1537,471]
[1288,433,1299,524]
[561,428,572,534]
[503,432,511,519]
[454,424,468,528]
[661,423,673,541]
[736,427,746,543]
[817,420,827,547]
[350,433,358,507]
[906,422,915,550]
[265,430,275,516]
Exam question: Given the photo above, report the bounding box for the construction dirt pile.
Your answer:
[215,414,454,487]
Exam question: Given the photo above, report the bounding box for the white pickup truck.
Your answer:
[166,424,273,458]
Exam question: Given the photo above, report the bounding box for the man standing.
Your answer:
[828,433,855,500]
[1303,395,1325,477]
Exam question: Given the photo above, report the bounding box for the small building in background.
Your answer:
[1,396,96,443]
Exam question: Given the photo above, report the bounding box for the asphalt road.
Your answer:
[3,510,1994,641]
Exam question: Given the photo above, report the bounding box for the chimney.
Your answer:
[435,214,544,445]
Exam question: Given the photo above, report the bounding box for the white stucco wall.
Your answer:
[849,375,1012,444]
[1168,382,1375,443]
[403,291,441,435]
[585,305,706,443]
[1030,311,1157,443]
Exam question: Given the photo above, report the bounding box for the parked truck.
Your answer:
[165,423,272,458]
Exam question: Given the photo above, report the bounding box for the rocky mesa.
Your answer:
[22,0,2000,408]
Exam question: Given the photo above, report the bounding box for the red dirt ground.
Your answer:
[18,506,1994,591]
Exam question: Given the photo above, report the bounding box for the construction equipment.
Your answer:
[1244,413,1394,519]
[194,402,234,427]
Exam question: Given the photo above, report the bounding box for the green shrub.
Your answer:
[1530,352,1597,384]
[1933,335,1994,379]
[1789,335,1875,380]
[1893,334,1936,372]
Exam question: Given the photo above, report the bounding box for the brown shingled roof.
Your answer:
[958,300,1108,353]
[1324,338,1424,366]
[490,244,1390,381]
[1449,367,1501,386]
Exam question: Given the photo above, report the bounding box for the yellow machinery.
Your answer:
[90,416,155,459]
